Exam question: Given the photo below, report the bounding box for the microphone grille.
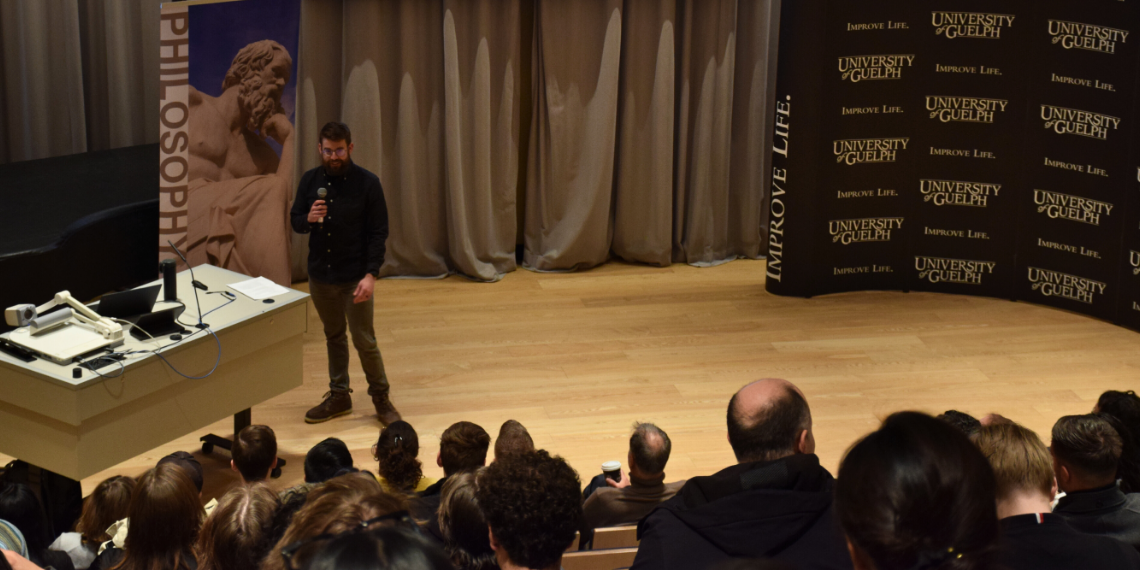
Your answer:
[317,188,328,198]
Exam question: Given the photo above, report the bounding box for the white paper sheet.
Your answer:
[227,277,290,300]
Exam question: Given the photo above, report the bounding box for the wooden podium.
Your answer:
[0,265,307,480]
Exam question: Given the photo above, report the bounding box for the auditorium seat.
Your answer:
[562,547,638,570]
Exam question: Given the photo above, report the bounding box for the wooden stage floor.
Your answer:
[20,260,1140,498]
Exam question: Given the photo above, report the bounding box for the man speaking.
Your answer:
[290,122,400,426]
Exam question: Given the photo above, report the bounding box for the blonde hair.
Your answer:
[973,422,1054,500]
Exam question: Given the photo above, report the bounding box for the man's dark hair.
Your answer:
[629,423,671,475]
[836,412,999,570]
[1096,390,1140,493]
[157,451,204,492]
[937,410,982,437]
[1051,414,1123,484]
[232,425,277,482]
[304,438,356,484]
[495,420,535,461]
[303,527,452,570]
[475,450,581,569]
[319,121,352,144]
[727,384,811,463]
[440,422,491,476]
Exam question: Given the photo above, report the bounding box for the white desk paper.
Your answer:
[227,277,290,300]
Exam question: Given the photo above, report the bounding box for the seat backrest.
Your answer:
[562,547,638,570]
[592,525,639,549]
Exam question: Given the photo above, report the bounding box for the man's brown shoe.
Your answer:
[305,391,353,424]
[372,395,401,426]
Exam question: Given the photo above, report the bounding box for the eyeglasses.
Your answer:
[320,147,348,158]
[279,510,419,570]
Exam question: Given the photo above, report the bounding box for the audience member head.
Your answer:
[708,560,801,570]
[197,483,279,570]
[301,526,453,570]
[1094,389,1140,493]
[937,410,981,437]
[119,462,204,570]
[157,451,204,494]
[836,412,999,570]
[727,379,814,464]
[972,421,1056,518]
[628,422,671,478]
[1050,414,1122,493]
[438,471,495,570]
[438,422,491,477]
[305,438,357,484]
[1095,390,1140,423]
[77,475,135,545]
[264,472,406,570]
[476,450,581,570]
[374,421,424,493]
[494,420,535,461]
[232,425,278,483]
[0,483,52,565]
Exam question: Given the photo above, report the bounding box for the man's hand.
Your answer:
[263,113,294,145]
[353,273,376,304]
[605,470,632,489]
[307,200,327,224]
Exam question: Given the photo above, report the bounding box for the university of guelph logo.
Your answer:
[932,12,1015,39]
[926,96,1008,124]
[833,138,909,165]
[829,218,904,245]
[1027,267,1106,305]
[1033,189,1113,226]
[920,179,1000,207]
[1048,20,1129,54]
[915,256,995,285]
[837,54,915,83]
[1041,105,1120,140]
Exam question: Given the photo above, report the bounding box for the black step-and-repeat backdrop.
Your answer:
[768,0,1140,331]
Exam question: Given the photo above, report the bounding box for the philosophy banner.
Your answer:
[158,0,301,286]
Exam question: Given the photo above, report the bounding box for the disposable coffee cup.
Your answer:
[602,461,622,483]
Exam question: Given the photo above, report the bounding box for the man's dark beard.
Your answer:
[323,157,350,176]
[239,76,284,138]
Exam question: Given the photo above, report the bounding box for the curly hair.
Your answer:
[196,483,279,570]
[376,421,424,493]
[475,450,581,569]
[836,412,999,570]
[261,472,407,570]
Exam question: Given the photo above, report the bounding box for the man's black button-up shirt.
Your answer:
[290,162,389,284]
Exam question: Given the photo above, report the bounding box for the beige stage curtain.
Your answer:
[0,0,160,164]
[296,0,522,282]
[525,0,777,270]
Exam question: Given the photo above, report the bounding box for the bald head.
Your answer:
[629,423,671,476]
[727,379,814,463]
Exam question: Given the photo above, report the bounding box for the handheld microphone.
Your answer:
[317,188,328,223]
